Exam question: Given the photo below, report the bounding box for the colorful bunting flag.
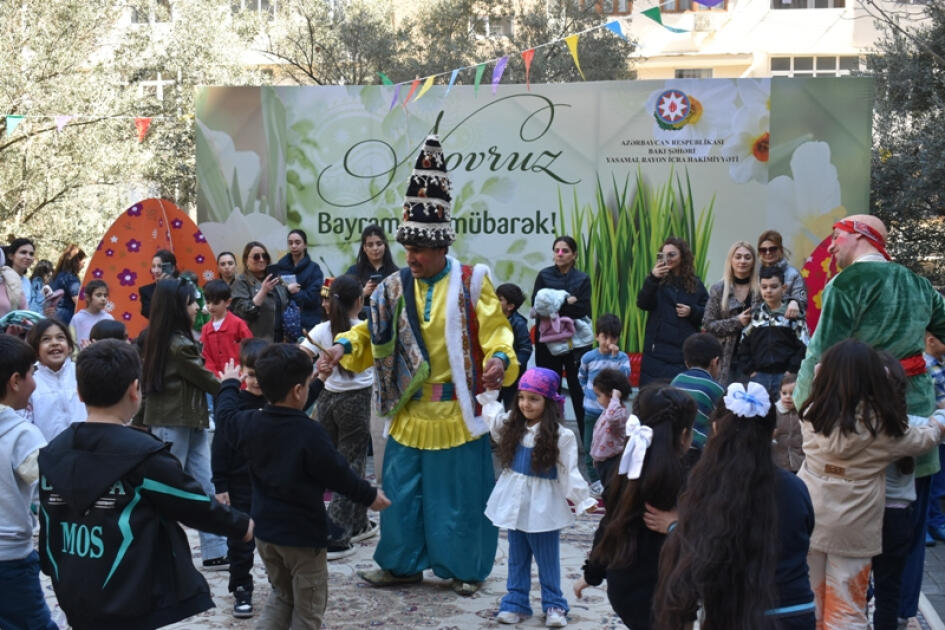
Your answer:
[473,63,486,97]
[605,21,626,39]
[491,56,509,95]
[54,115,73,132]
[564,35,585,80]
[416,75,435,101]
[641,7,689,33]
[403,78,420,107]
[522,49,536,90]
[378,72,393,86]
[445,69,460,96]
[134,117,151,142]
[5,115,24,136]
[388,83,401,112]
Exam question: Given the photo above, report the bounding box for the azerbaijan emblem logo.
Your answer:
[654,90,702,131]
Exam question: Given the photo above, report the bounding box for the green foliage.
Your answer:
[558,170,714,353]
[868,3,945,284]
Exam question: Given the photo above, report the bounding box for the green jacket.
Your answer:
[141,333,220,429]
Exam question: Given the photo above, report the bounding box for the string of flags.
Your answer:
[376,0,723,110]
[2,0,723,134]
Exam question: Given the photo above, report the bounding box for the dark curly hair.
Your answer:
[590,384,695,570]
[662,236,698,293]
[496,390,562,475]
[654,400,779,630]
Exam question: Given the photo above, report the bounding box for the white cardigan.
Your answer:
[25,358,86,441]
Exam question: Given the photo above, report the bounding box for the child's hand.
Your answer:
[214,491,230,506]
[218,359,241,382]
[371,488,392,511]
[242,518,255,543]
[643,503,678,534]
[573,577,589,599]
[566,295,577,305]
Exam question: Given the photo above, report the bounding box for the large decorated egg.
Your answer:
[801,234,839,335]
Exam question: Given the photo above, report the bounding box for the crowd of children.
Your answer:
[5,225,945,630]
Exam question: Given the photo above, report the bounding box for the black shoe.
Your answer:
[202,556,229,571]
[233,586,253,618]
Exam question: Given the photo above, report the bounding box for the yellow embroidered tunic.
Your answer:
[337,267,518,450]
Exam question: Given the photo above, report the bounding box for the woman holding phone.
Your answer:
[140,249,179,319]
[230,241,289,341]
[636,236,708,386]
[273,229,324,331]
[346,225,399,314]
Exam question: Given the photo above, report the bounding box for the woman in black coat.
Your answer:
[636,237,708,385]
[273,229,324,331]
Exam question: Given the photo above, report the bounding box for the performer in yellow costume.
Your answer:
[322,134,519,594]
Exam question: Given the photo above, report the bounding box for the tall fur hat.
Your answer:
[396,134,456,248]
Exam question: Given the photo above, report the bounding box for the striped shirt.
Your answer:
[671,368,725,449]
[578,349,632,414]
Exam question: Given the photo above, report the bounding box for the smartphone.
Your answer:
[160,262,176,277]
[265,265,283,280]
[656,253,665,264]
[369,273,383,283]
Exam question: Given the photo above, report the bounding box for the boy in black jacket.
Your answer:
[216,343,390,629]
[38,340,253,630]
[496,282,533,410]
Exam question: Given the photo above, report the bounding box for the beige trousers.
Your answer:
[255,540,328,630]
[807,549,871,630]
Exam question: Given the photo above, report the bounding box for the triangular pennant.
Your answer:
[5,115,24,136]
[134,117,151,142]
[445,69,460,96]
[474,63,486,97]
[388,83,402,112]
[54,115,73,132]
[402,78,420,107]
[605,21,626,39]
[491,56,509,95]
[378,72,393,86]
[415,75,435,101]
[641,7,688,33]
[564,35,585,80]
[522,49,535,91]
[694,0,724,6]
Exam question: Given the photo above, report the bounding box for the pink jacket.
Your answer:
[590,391,628,462]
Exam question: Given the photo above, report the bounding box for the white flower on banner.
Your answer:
[766,141,844,258]
[722,107,770,184]
[644,79,737,158]
[737,78,770,113]
[198,209,287,264]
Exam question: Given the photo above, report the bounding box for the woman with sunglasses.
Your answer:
[637,237,708,386]
[757,230,807,320]
[230,242,289,341]
[532,235,593,439]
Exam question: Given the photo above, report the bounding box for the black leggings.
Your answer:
[534,343,590,438]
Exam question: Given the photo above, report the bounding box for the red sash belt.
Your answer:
[901,354,926,377]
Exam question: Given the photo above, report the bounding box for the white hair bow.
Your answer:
[617,414,653,480]
[723,382,771,418]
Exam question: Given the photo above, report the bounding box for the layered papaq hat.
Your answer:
[396,134,456,248]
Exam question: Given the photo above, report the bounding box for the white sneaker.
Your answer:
[589,480,604,497]
[496,610,523,624]
[326,543,355,560]
[351,520,379,543]
[545,607,568,627]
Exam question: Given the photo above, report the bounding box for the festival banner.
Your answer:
[195,78,873,350]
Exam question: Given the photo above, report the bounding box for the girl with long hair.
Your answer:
[655,381,815,630]
[139,249,178,319]
[302,274,377,558]
[25,318,86,441]
[273,229,325,331]
[636,236,708,385]
[50,244,86,324]
[798,339,944,629]
[478,367,596,628]
[140,278,228,569]
[575,384,695,630]
[702,241,760,385]
[346,224,399,304]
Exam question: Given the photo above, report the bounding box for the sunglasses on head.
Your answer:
[251,252,270,261]
[759,246,779,255]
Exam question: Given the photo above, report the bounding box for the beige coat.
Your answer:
[799,413,942,557]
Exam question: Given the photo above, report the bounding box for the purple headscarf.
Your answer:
[518,367,566,411]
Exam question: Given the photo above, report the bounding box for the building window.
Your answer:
[675,68,714,78]
[663,0,727,12]
[132,0,172,23]
[472,15,513,38]
[771,0,845,8]
[231,0,275,13]
[595,0,632,14]
[770,55,861,76]
[137,72,176,102]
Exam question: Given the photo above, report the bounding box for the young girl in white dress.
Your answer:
[478,366,597,628]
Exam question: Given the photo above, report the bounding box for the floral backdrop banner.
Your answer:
[195,78,873,351]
